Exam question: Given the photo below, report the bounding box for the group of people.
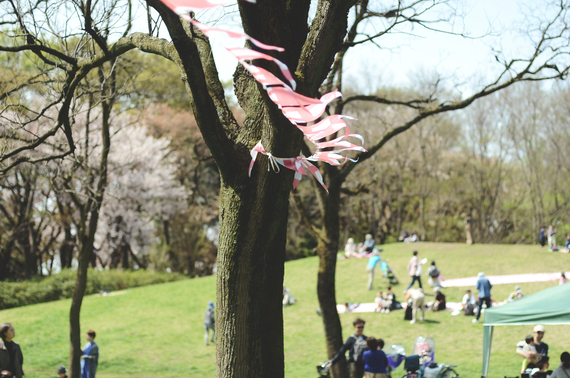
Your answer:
[345,234,379,259]
[513,325,570,378]
[539,225,570,253]
[398,230,419,243]
[374,287,399,313]
[326,318,389,378]
[0,322,98,378]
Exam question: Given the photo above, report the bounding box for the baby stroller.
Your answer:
[316,361,330,377]
[382,261,400,285]
[401,337,436,378]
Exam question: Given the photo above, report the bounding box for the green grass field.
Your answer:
[1,242,569,378]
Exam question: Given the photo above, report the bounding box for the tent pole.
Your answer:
[482,325,494,377]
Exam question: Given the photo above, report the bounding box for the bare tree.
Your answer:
[292,2,570,376]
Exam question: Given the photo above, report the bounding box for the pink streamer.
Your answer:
[158,0,366,191]
[248,142,328,192]
[161,0,254,12]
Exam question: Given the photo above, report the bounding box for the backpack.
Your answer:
[404,305,413,320]
[464,303,475,316]
[429,267,440,278]
[352,335,368,364]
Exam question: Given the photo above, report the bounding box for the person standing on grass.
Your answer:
[547,225,557,251]
[366,251,381,290]
[405,251,422,293]
[81,330,98,378]
[204,301,215,345]
[0,323,24,378]
[328,318,368,378]
[362,337,389,378]
[473,272,492,323]
[539,226,547,247]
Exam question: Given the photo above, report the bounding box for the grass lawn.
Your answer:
[1,242,569,377]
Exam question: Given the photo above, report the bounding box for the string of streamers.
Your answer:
[158,0,367,191]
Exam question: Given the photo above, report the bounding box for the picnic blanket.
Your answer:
[336,301,508,313]
[440,271,570,288]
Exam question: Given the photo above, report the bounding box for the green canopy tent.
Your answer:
[481,283,570,377]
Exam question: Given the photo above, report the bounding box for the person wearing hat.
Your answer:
[516,325,549,370]
[57,365,68,378]
[366,250,381,290]
[473,272,492,323]
[507,286,525,302]
[204,301,215,346]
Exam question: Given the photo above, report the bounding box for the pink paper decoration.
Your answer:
[249,142,328,192]
[161,0,255,13]
[158,0,366,190]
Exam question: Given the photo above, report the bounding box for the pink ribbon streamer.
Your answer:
[249,141,328,192]
[159,0,367,190]
[161,0,254,12]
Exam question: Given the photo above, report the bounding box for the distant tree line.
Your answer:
[292,82,570,248]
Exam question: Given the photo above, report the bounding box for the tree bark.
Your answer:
[316,175,349,378]
[68,71,113,378]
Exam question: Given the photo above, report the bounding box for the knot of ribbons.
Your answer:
[158,0,367,190]
[249,141,328,192]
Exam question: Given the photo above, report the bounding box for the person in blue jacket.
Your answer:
[473,272,492,323]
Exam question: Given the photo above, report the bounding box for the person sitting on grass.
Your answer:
[374,292,384,313]
[382,287,396,312]
[462,289,476,316]
[345,238,359,258]
[360,234,375,253]
[549,352,570,378]
[507,286,525,302]
[431,287,446,312]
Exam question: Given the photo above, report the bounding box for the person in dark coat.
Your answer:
[328,318,368,378]
[81,330,98,378]
[0,322,24,378]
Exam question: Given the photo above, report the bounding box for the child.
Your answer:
[382,287,395,313]
[57,366,68,378]
[374,292,383,312]
[521,335,536,373]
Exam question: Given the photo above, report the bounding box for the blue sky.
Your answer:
[135,0,558,95]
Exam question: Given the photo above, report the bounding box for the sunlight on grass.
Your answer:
[1,242,569,377]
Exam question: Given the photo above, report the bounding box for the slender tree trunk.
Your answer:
[0,238,15,281]
[69,87,112,378]
[69,232,95,378]
[317,176,349,378]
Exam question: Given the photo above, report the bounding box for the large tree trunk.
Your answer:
[216,172,293,378]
